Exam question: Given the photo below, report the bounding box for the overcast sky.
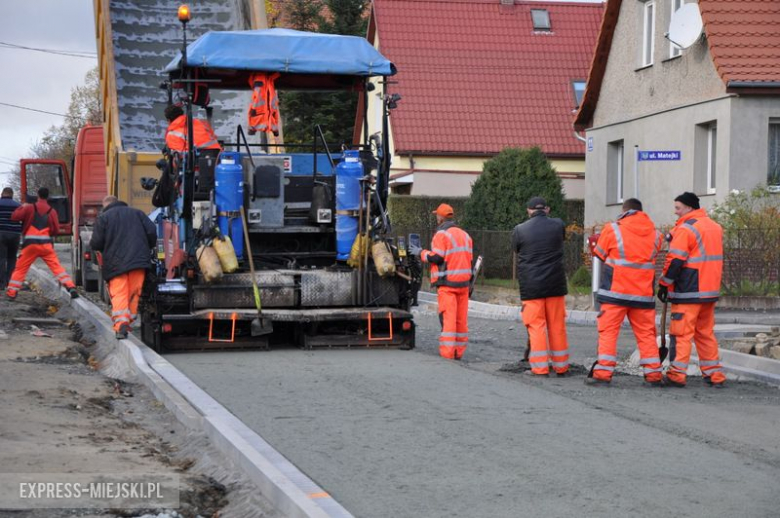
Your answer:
[0,1,96,187]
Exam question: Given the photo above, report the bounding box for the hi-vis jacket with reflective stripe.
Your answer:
[593,210,662,309]
[421,220,473,288]
[660,208,723,304]
[11,200,59,245]
[165,115,222,152]
[248,72,280,136]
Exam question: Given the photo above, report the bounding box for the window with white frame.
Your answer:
[607,140,625,204]
[669,0,683,58]
[642,1,655,67]
[706,123,717,194]
[768,119,780,186]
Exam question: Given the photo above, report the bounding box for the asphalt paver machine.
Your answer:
[139,11,420,352]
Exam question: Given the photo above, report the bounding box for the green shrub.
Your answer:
[711,186,780,295]
[569,265,591,287]
[462,147,565,231]
[387,195,468,231]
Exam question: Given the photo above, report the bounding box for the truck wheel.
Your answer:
[85,277,98,292]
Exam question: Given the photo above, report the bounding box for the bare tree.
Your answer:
[10,67,102,193]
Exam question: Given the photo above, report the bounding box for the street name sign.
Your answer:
[638,150,681,161]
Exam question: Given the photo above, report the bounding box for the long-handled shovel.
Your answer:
[659,300,669,363]
[240,207,273,337]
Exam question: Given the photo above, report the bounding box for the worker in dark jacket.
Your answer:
[90,196,157,339]
[6,187,77,299]
[511,196,569,376]
[0,187,21,290]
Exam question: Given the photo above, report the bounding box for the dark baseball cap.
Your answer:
[526,196,547,210]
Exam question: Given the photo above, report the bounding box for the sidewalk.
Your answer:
[420,291,780,328]
[0,288,280,517]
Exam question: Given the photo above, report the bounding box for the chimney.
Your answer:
[499,0,516,14]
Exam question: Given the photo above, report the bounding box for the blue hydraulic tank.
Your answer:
[335,150,363,261]
[215,152,245,260]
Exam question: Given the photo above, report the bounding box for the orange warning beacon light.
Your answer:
[178,5,191,23]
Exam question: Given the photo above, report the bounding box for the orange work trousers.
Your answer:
[521,296,568,375]
[594,303,662,382]
[6,243,75,298]
[667,302,725,385]
[107,269,146,332]
[437,286,469,359]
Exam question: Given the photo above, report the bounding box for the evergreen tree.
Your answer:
[285,0,322,31]
[278,0,368,147]
[461,147,565,231]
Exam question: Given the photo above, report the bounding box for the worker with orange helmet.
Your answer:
[409,204,473,360]
[511,197,569,376]
[587,198,664,386]
[658,192,726,388]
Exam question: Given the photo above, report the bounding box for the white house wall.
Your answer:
[729,96,780,192]
[592,0,726,128]
[585,96,732,228]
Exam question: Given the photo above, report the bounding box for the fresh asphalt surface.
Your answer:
[168,309,780,518]
[50,245,780,516]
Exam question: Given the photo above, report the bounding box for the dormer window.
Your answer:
[531,9,551,31]
[572,80,586,108]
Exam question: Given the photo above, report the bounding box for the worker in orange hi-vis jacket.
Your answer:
[588,198,663,386]
[6,187,78,300]
[658,192,726,388]
[409,204,473,360]
[164,104,221,153]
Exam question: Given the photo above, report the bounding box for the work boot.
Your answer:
[68,288,79,299]
[663,375,686,388]
[116,323,130,340]
[523,370,548,378]
[703,376,725,389]
[584,377,610,386]
[555,370,572,378]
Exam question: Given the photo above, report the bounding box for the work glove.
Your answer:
[408,243,422,257]
[657,285,668,303]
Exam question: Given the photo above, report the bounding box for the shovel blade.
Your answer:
[251,317,273,337]
[659,345,669,363]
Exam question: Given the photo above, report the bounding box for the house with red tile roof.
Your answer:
[574,0,780,227]
[356,0,604,199]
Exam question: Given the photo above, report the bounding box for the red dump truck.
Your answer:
[70,125,107,292]
[19,125,107,292]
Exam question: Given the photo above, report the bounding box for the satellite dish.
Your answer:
[666,3,704,49]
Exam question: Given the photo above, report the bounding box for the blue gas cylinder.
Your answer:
[335,150,363,261]
[215,152,245,260]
